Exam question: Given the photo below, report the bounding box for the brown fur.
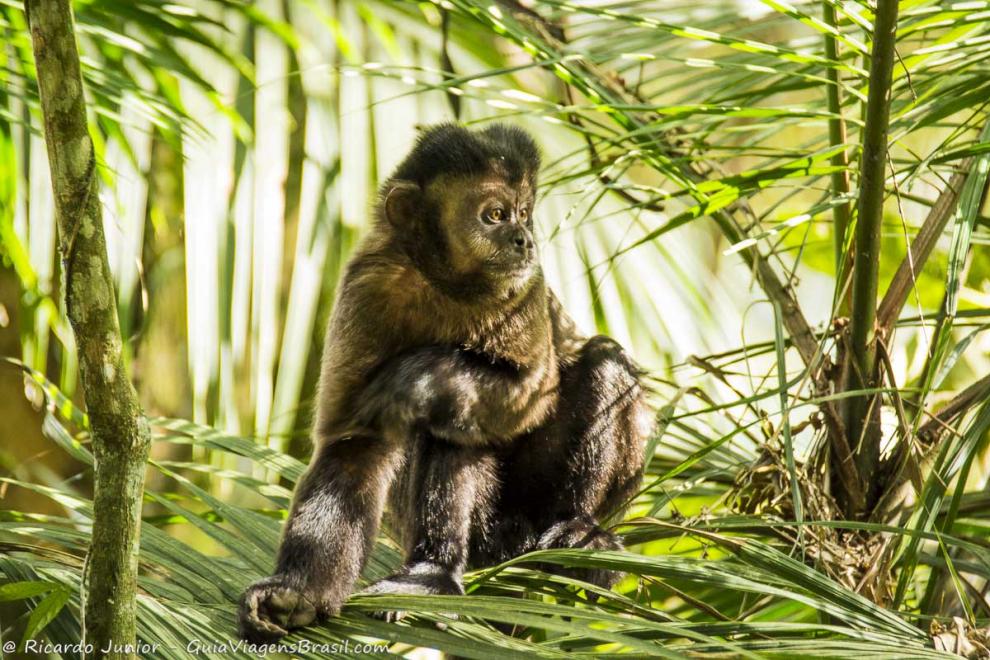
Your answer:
[315,172,559,445]
[238,124,650,644]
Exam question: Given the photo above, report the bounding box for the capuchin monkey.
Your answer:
[239,123,651,642]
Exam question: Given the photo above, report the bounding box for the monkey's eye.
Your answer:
[519,207,529,222]
[485,207,505,223]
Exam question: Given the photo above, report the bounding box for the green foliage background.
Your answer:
[1,0,989,657]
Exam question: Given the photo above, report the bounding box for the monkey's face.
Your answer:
[439,176,538,288]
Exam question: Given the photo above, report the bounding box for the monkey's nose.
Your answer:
[512,230,534,251]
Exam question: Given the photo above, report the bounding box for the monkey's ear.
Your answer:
[384,181,422,228]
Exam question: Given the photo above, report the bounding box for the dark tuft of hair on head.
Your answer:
[389,122,541,189]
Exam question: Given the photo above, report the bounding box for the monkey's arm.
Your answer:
[239,438,402,642]
[345,344,558,446]
[336,291,586,446]
[239,270,401,643]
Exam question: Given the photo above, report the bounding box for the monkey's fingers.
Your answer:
[265,587,318,629]
[239,582,317,643]
[239,587,289,643]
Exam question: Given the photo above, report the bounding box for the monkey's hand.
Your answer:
[238,575,323,643]
[350,346,548,447]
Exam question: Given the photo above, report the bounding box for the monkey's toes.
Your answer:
[538,516,622,551]
[238,579,318,643]
[537,517,625,590]
[584,528,624,552]
[370,608,409,624]
[369,606,459,629]
[575,565,624,591]
[363,564,463,626]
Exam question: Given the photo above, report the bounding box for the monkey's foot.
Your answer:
[537,517,625,590]
[238,576,322,644]
[362,562,464,624]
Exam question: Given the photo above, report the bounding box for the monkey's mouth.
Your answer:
[492,253,537,277]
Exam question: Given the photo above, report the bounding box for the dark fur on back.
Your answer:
[390,123,541,188]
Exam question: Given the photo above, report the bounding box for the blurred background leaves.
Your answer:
[1,0,990,657]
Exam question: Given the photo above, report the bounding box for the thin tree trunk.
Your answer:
[843,0,899,510]
[26,1,151,657]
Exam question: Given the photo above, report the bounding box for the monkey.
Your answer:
[238,123,651,643]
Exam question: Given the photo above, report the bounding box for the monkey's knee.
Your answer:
[564,335,649,445]
[550,337,650,518]
[575,336,643,397]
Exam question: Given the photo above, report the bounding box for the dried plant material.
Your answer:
[730,439,895,603]
[931,618,990,659]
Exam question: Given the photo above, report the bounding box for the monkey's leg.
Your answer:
[364,439,497,623]
[503,335,650,589]
[553,335,648,521]
[239,438,402,643]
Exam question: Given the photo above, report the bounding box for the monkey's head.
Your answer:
[381,123,542,300]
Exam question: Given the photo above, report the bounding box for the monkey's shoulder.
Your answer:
[337,251,462,342]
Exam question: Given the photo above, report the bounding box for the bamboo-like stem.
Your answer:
[823,2,852,304]
[26,0,151,656]
[844,0,900,505]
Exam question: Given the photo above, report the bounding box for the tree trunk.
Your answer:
[843,0,899,512]
[26,1,151,657]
